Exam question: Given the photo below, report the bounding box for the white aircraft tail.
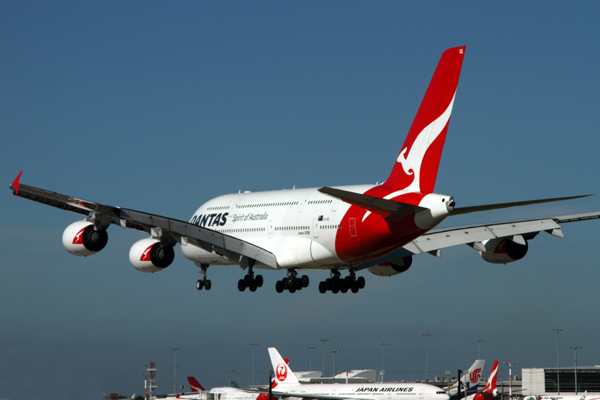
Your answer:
[448,359,485,397]
[268,347,300,386]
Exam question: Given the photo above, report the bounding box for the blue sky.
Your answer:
[2,2,600,399]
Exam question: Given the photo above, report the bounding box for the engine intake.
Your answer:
[62,220,108,256]
[129,238,175,273]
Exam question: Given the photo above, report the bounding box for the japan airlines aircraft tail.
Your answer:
[266,347,449,400]
[446,360,485,399]
[10,46,600,294]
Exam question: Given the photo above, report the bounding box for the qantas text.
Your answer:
[190,213,228,227]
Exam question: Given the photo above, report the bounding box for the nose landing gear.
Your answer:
[196,264,212,290]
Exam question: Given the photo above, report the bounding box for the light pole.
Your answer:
[381,343,389,383]
[320,339,330,376]
[171,347,180,394]
[503,361,519,398]
[249,343,259,386]
[422,334,431,382]
[475,339,485,359]
[570,346,582,394]
[308,347,316,371]
[330,350,339,378]
[552,328,563,394]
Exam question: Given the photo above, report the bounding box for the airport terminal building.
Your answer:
[521,366,600,395]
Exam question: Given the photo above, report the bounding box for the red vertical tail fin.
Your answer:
[483,360,499,394]
[187,376,205,392]
[384,46,466,193]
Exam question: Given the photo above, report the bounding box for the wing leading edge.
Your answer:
[10,180,278,269]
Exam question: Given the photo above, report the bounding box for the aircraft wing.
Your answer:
[405,212,600,255]
[10,176,278,269]
[354,211,600,269]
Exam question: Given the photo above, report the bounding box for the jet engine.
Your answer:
[129,238,175,273]
[62,220,108,256]
[479,237,528,264]
[367,256,413,276]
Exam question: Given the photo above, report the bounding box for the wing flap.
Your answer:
[411,219,562,253]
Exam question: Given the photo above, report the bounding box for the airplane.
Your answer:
[9,46,600,293]
[445,360,485,399]
[264,347,449,400]
[186,375,278,400]
[467,360,498,400]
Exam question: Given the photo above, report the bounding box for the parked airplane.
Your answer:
[10,46,600,293]
[446,360,485,399]
[265,347,449,400]
[185,375,277,400]
[468,360,498,400]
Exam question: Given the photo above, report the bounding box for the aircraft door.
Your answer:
[312,219,319,238]
[419,390,425,399]
[349,217,357,237]
[268,220,274,239]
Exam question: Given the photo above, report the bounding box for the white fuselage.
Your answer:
[274,382,449,400]
[180,184,452,270]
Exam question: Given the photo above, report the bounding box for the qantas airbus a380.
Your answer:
[10,46,600,294]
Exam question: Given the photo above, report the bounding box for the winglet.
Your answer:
[11,171,22,194]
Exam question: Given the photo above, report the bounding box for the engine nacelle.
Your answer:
[62,220,108,256]
[368,256,413,277]
[129,238,175,273]
[479,237,528,264]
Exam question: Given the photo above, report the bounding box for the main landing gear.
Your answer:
[238,265,263,292]
[318,268,365,294]
[196,264,212,290]
[275,269,309,293]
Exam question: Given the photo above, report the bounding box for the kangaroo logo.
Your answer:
[276,363,287,381]
[72,226,87,245]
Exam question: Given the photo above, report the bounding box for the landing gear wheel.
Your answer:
[204,280,211,290]
[255,275,263,288]
[238,279,246,292]
[357,276,366,289]
[319,281,327,293]
[340,280,348,293]
[351,281,359,293]
[295,279,303,290]
[249,281,257,292]
[244,274,252,286]
[289,285,296,293]
[288,275,296,288]
[301,275,309,288]
[276,280,284,293]
[282,277,289,290]
[196,280,204,290]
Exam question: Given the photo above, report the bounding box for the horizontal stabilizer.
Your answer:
[451,194,592,216]
[319,187,427,219]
